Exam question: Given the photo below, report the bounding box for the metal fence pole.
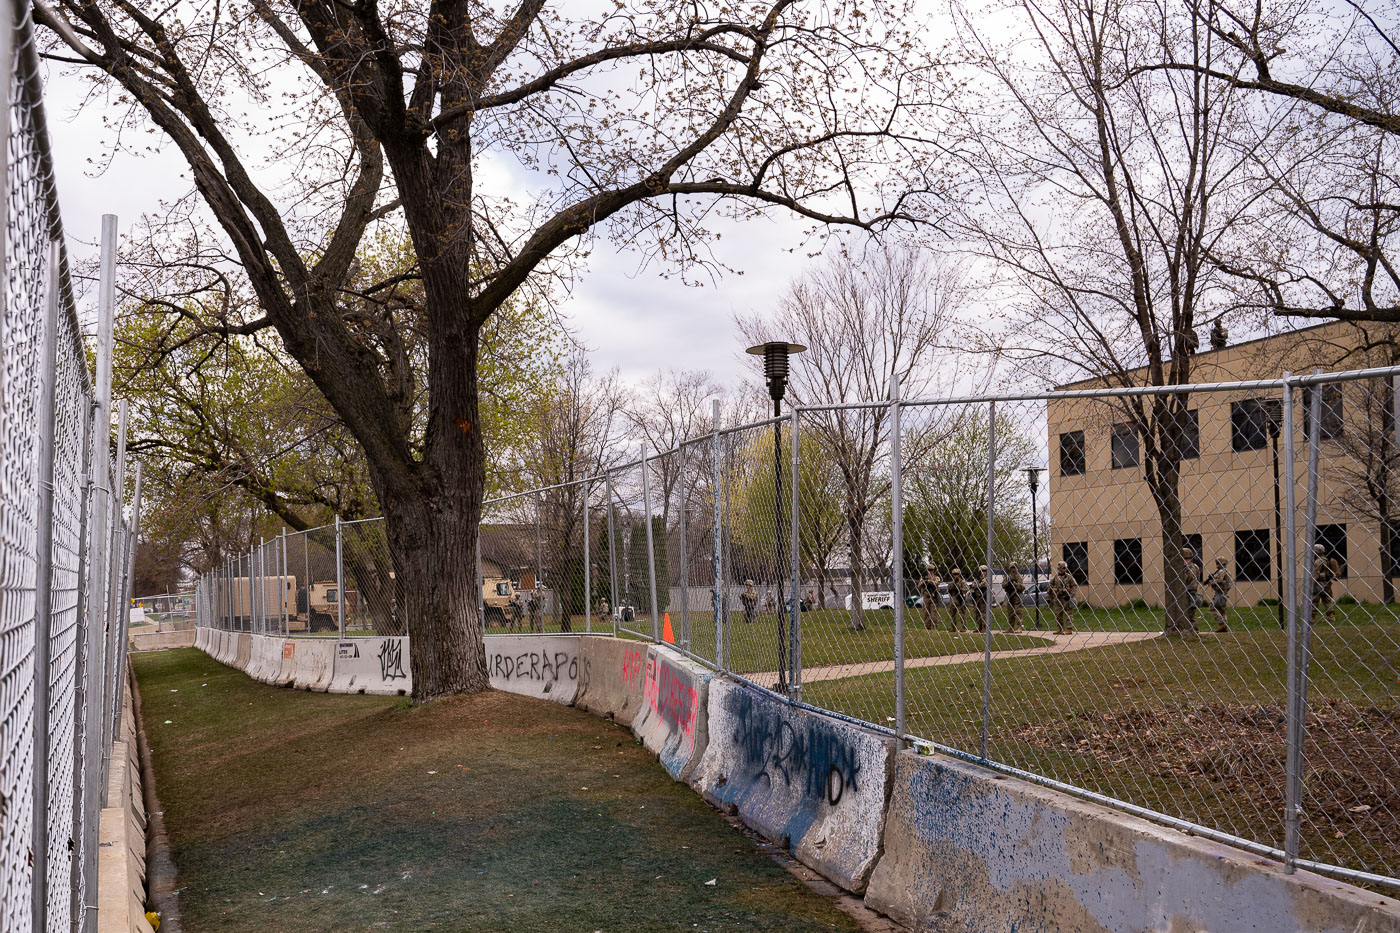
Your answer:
[258,536,266,634]
[642,445,660,642]
[606,471,618,636]
[891,375,906,743]
[1285,373,1321,872]
[114,464,143,738]
[69,397,94,928]
[476,525,484,627]
[335,515,345,639]
[678,451,690,650]
[583,481,591,634]
[281,529,289,635]
[711,400,724,671]
[722,432,733,672]
[30,240,62,933]
[100,399,128,804]
[789,406,802,701]
[981,400,997,761]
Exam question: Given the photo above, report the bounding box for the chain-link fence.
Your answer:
[0,6,143,932]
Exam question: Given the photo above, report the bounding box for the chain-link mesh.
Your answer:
[0,8,139,930]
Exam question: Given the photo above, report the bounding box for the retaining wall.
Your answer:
[328,637,412,695]
[864,751,1400,933]
[484,634,580,704]
[574,635,648,727]
[691,678,894,894]
[633,646,717,782]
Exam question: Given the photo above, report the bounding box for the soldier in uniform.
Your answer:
[527,590,541,631]
[507,591,524,629]
[947,568,969,632]
[971,565,990,632]
[763,588,778,614]
[805,586,818,611]
[1205,557,1232,633]
[1048,560,1077,634]
[917,568,942,630]
[1311,543,1340,624]
[741,579,759,625]
[1181,547,1202,630]
[597,596,611,627]
[1004,562,1025,632]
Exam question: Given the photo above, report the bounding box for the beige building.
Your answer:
[1048,321,1400,610]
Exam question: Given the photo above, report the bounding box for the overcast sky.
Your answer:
[43,67,821,392]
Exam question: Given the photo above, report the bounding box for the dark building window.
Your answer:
[1173,409,1200,460]
[1387,521,1400,578]
[1314,523,1348,578]
[1302,385,1344,441]
[1231,398,1271,452]
[1062,541,1089,585]
[1114,538,1143,585]
[1111,424,1139,469]
[1235,529,1271,582]
[1059,430,1086,476]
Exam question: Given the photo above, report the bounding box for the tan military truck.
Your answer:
[215,575,351,632]
[482,576,519,627]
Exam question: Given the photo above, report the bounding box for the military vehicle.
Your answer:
[215,575,353,632]
[481,576,518,627]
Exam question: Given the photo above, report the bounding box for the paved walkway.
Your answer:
[747,630,1162,689]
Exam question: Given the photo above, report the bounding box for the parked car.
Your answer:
[1021,579,1050,607]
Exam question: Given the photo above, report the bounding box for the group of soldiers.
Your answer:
[914,564,1081,634]
[1180,542,1341,632]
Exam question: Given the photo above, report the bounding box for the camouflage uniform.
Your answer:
[1048,563,1077,634]
[1182,548,1202,630]
[597,597,610,627]
[1004,564,1025,632]
[1205,560,1231,633]
[972,566,990,632]
[947,569,970,632]
[741,581,759,625]
[1312,549,1340,624]
[917,570,942,630]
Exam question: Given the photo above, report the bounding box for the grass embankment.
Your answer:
[804,622,1399,882]
[134,649,866,933]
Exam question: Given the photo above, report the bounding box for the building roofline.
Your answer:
[1052,319,1353,391]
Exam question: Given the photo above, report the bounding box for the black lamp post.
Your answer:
[1024,466,1044,630]
[747,340,806,695]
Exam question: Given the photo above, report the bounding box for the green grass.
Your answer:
[133,649,866,933]
[803,623,1400,883]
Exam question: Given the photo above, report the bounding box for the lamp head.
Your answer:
[746,341,807,404]
[1023,465,1044,493]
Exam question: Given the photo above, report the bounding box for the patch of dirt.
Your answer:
[1007,699,1399,877]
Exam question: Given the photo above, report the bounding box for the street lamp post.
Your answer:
[1263,398,1285,629]
[747,340,806,696]
[1024,467,1044,630]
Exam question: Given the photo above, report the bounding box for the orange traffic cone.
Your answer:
[662,612,675,644]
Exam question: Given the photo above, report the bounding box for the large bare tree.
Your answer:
[39,0,940,697]
[949,0,1291,634]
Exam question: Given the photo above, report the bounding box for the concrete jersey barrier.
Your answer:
[690,679,894,894]
[328,637,412,695]
[864,751,1400,933]
[283,638,336,691]
[234,632,252,670]
[632,645,717,782]
[485,635,580,704]
[575,636,648,727]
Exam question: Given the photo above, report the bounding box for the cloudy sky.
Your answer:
[43,67,821,392]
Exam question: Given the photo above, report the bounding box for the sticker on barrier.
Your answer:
[327,637,412,695]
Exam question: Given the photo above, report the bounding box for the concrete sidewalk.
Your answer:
[747,630,1162,688]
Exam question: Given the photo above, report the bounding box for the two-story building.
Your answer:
[1048,320,1399,609]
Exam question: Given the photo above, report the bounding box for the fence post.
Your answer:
[69,398,94,928]
[335,515,345,639]
[711,400,724,671]
[259,536,267,634]
[476,525,484,628]
[1285,373,1321,872]
[678,449,690,650]
[789,405,802,701]
[101,399,129,805]
[281,529,289,635]
[981,400,997,761]
[583,480,592,634]
[642,446,660,642]
[30,240,62,933]
[890,375,906,743]
[722,431,733,672]
[606,471,619,636]
[534,490,545,632]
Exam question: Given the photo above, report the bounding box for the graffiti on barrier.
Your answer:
[489,650,578,683]
[728,688,860,806]
[378,639,408,680]
[622,648,645,686]
[643,655,699,737]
